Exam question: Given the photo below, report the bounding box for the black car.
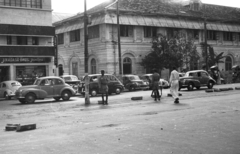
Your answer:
[80,74,124,96]
[179,70,216,91]
[122,75,149,91]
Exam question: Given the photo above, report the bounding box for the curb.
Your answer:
[5,124,20,131]
[219,88,230,91]
[205,89,214,92]
[213,88,221,92]
[235,87,240,90]
[131,97,143,100]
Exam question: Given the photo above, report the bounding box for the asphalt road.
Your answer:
[0,83,240,154]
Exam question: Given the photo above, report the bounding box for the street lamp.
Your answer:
[116,0,122,75]
[204,18,208,71]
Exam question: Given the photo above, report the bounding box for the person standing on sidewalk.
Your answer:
[169,67,180,104]
[98,70,109,105]
[152,69,161,101]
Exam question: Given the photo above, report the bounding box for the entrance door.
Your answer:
[123,57,132,74]
[0,66,10,82]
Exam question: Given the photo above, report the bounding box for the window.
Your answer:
[225,56,232,71]
[88,25,99,39]
[3,0,41,8]
[17,36,28,45]
[144,26,157,38]
[207,31,217,40]
[7,36,12,45]
[223,32,233,41]
[91,59,97,74]
[72,62,78,76]
[167,28,179,38]
[70,29,80,42]
[120,25,133,37]
[57,33,64,45]
[123,57,132,74]
[32,37,39,45]
[193,30,199,39]
[53,79,63,85]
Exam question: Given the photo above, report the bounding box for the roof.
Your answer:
[186,70,207,73]
[52,12,76,23]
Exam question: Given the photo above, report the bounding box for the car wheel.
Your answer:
[196,86,200,90]
[187,83,194,91]
[4,92,11,100]
[53,97,61,101]
[115,87,121,94]
[25,93,36,103]
[18,99,26,104]
[90,89,98,97]
[207,81,214,89]
[61,90,71,101]
[129,86,134,91]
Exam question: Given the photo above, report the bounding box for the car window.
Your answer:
[11,82,21,86]
[197,72,201,77]
[54,79,63,85]
[40,79,52,86]
[63,77,71,81]
[201,72,208,77]
[90,76,98,82]
[2,83,6,88]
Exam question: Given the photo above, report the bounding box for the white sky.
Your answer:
[51,0,240,14]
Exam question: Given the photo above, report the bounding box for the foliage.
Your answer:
[141,32,200,72]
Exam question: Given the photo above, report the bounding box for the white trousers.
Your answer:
[170,80,179,99]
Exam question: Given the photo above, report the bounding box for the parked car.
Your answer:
[140,74,170,89]
[80,74,124,97]
[179,70,216,91]
[122,75,149,91]
[15,76,76,104]
[0,81,22,100]
[60,75,81,93]
[179,73,186,77]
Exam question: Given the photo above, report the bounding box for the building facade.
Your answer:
[0,0,56,85]
[53,0,240,82]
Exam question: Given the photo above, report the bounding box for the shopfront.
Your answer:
[0,57,54,85]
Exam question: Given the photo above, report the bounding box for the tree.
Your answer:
[141,32,199,72]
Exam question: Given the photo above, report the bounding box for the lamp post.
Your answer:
[204,18,208,71]
[84,0,90,105]
[116,0,122,75]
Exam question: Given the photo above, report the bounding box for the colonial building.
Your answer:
[0,0,55,85]
[53,0,240,81]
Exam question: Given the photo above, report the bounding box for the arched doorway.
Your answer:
[123,57,132,74]
[91,58,97,74]
[58,64,63,76]
[225,56,232,71]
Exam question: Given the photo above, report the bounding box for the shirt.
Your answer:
[169,70,179,83]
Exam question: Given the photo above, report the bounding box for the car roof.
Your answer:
[61,75,77,77]
[123,74,138,77]
[0,80,20,83]
[187,70,207,73]
[38,76,63,79]
[87,74,113,77]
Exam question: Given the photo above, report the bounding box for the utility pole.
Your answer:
[204,18,208,71]
[117,0,122,75]
[84,0,90,105]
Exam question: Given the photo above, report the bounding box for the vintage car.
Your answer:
[80,74,124,97]
[15,76,76,104]
[122,75,149,91]
[60,75,81,93]
[0,81,22,100]
[179,70,216,91]
[140,74,170,89]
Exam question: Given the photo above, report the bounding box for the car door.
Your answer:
[0,83,3,98]
[39,79,54,97]
[52,79,64,96]
[200,72,209,85]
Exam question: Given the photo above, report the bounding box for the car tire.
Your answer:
[90,89,98,97]
[61,90,71,101]
[4,92,11,100]
[115,87,121,95]
[129,86,135,91]
[25,93,36,104]
[207,81,214,89]
[187,83,194,91]
[53,97,61,101]
[18,99,26,104]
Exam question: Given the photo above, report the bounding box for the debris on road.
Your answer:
[5,124,20,131]
[16,124,36,132]
[131,97,143,100]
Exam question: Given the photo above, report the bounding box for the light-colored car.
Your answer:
[140,74,170,89]
[15,76,76,104]
[60,75,81,93]
[0,81,22,100]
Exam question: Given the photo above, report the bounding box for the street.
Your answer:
[0,84,240,154]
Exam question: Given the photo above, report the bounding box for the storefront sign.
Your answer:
[0,57,51,63]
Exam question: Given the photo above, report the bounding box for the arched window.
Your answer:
[225,56,232,71]
[72,62,78,76]
[123,57,132,74]
[58,64,63,76]
[91,59,96,74]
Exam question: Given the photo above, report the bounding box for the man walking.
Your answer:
[169,67,179,104]
[152,69,161,101]
[98,70,109,105]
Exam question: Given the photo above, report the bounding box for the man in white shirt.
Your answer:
[169,67,179,103]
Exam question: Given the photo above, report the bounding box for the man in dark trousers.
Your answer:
[98,70,109,105]
[152,69,161,101]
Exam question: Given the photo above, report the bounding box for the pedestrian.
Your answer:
[98,70,109,105]
[152,69,161,101]
[169,67,180,104]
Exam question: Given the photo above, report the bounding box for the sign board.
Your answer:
[0,57,51,63]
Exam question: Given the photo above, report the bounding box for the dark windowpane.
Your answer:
[17,36,28,45]
[7,36,12,45]
[32,37,39,45]
[70,29,80,42]
[57,33,64,45]
[88,25,99,39]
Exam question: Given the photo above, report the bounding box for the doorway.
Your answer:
[0,66,10,82]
